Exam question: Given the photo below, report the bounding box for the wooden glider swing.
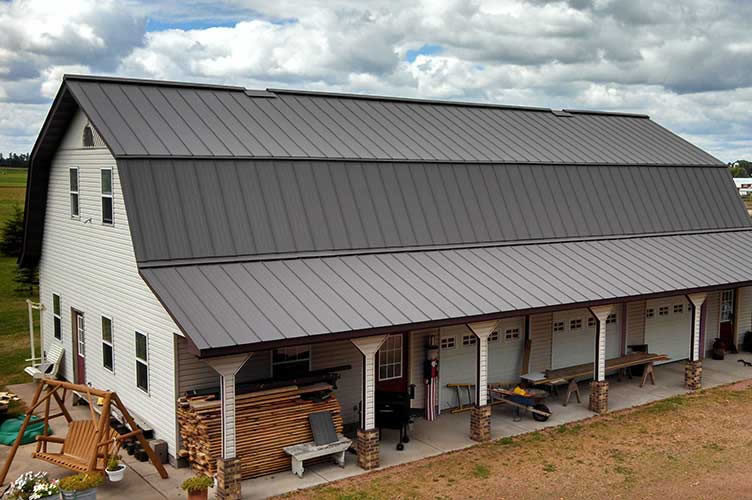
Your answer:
[0,379,168,485]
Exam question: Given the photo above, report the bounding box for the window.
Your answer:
[82,125,95,147]
[658,306,669,316]
[587,317,596,328]
[272,345,310,379]
[646,308,655,318]
[378,335,402,381]
[489,331,499,342]
[101,169,113,225]
[553,321,565,332]
[673,304,683,314]
[570,319,582,330]
[606,313,616,324]
[462,334,477,346]
[102,317,113,372]
[52,294,61,340]
[69,168,79,218]
[721,290,734,322]
[135,332,148,393]
[504,328,521,342]
[440,336,456,349]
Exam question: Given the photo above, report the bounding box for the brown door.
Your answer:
[72,310,86,384]
[376,333,408,393]
[720,289,735,349]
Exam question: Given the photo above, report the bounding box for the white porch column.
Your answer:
[205,353,252,459]
[686,293,707,391]
[589,305,614,414]
[687,293,707,362]
[467,320,497,442]
[351,335,387,470]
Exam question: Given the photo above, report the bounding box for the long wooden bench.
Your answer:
[522,352,669,406]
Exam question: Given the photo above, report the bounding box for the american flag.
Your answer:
[425,367,438,421]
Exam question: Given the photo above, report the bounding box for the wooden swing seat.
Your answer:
[32,420,118,473]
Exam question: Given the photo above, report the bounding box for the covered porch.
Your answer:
[240,353,752,499]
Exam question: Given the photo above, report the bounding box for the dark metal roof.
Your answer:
[119,159,749,264]
[141,229,752,355]
[64,75,720,165]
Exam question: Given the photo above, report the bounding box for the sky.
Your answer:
[1,0,751,162]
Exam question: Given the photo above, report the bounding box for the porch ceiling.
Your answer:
[141,229,752,355]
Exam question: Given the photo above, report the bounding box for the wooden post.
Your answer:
[351,335,387,470]
[0,381,44,484]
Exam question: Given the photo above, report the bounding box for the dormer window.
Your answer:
[82,125,94,148]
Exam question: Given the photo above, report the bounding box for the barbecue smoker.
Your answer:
[375,385,415,450]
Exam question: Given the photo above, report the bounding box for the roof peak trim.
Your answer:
[63,74,249,92]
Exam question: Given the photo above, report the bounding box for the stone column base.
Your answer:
[470,405,492,442]
[589,380,609,414]
[685,360,702,390]
[357,428,380,470]
[216,457,242,500]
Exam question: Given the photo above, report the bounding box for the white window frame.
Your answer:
[100,168,113,225]
[462,334,477,346]
[101,316,114,373]
[503,327,521,343]
[69,167,80,219]
[52,293,62,341]
[488,330,500,342]
[721,290,734,322]
[135,331,149,394]
[606,313,617,324]
[646,308,655,318]
[553,321,565,332]
[440,336,456,350]
[658,306,669,316]
[673,304,683,314]
[377,335,403,381]
[570,318,582,330]
[271,345,311,378]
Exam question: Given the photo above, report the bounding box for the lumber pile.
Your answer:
[177,383,344,479]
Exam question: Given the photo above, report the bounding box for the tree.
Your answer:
[729,160,752,178]
[0,204,24,257]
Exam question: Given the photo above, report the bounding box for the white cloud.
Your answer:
[0,0,751,162]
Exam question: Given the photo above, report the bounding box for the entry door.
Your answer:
[376,333,408,393]
[719,289,735,348]
[72,310,86,384]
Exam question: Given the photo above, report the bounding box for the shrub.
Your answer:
[181,475,213,492]
[106,454,122,471]
[58,472,104,492]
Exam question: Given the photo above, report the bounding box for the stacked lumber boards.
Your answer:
[177,383,344,479]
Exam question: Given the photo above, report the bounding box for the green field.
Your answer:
[0,168,37,393]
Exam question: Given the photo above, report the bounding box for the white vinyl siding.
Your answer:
[626,300,646,347]
[529,312,552,372]
[52,293,62,340]
[38,109,181,458]
[408,328,436,410]
[645,296,691,363]
[704,291,720,354]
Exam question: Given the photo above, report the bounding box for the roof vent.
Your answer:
[552,110,574,117]
[82,125,95,147]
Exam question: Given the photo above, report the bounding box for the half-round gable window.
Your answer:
[82,125,95,148]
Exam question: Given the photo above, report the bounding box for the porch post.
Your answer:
[589,305,613,414]
[351,335,388,470]
[686,293,707,390]
[468,320,497,442]
[206,353,252,500]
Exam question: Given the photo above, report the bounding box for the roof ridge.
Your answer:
[63,74,251,92]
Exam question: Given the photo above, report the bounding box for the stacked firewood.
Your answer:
[177,383,344,479]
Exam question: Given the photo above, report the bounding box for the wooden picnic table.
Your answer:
[521,352,669,406]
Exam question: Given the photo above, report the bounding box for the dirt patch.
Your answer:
[727,379,752,391]
[282,384,752,500]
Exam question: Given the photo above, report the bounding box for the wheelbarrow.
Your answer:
[489,388,551,422]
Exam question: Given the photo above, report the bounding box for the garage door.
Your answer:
[552,308,622,369]
[488,317,525,385]
[645,297,691,364]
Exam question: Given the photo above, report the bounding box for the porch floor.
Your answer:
[243,353,752,499]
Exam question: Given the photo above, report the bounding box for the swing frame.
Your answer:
[0,378,168,485]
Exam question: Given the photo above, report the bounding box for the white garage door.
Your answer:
[488,317,525,384]
[552,308,622,369]
[645,297,691,364]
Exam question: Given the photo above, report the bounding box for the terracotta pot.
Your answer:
[187,488,208,500]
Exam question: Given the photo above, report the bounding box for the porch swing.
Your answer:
[0,379,168,485]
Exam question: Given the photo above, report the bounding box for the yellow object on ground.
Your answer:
[513,386,528,397]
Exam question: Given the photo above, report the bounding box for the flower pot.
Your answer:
[187,489,208,500]
[61,487,98,499]
[106,463,127,482]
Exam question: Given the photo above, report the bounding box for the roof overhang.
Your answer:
[140,230,752,358]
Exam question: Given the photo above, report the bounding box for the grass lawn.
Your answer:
[0,168,37,398]
[288,381,752,500]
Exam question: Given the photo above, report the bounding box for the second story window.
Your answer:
[101,169,113,225]
[69,168,79,218]
[53,293,62,340]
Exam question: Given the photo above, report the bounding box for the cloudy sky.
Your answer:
[1,0,751,162]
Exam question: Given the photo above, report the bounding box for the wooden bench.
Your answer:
[283,434,351,478]
[25,343,64,381]
[33,420,118,472]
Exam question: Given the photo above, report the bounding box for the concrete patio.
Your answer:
[242,354,752,499]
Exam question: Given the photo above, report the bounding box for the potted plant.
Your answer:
[104,453,127,482]
[58,472,104,500]
[6,471,60,500]
[180,475,213,500]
